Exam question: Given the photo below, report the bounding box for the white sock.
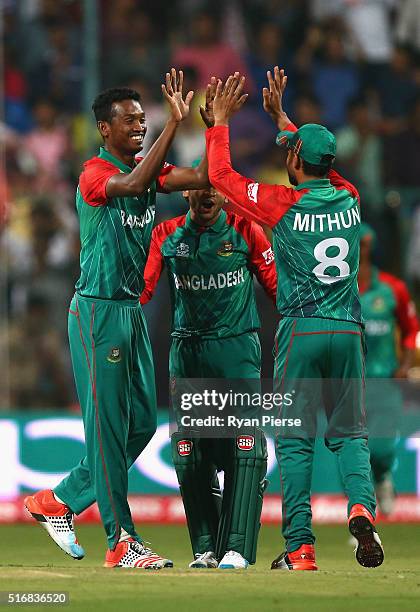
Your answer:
[119,528,133,543]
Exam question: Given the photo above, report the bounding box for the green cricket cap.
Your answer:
[276,123,336,166]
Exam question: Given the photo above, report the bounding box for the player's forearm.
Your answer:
[163,150,210,192]
[130,119,179,193]
[182,150,210,190]
[270,111,293,131]
[192,152,209,188]
[108,119,179,197]
[206,126,248,205]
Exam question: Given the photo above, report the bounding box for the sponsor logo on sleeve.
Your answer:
[247,182,259,204]
[262,247,275,265]
[237,435,255,451]
[177,440,193,456]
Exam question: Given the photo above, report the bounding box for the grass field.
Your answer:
[2,524,420,611]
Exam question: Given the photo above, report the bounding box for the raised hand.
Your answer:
[200,76,217,128]
[262,66,290,130]
[162,68,194,123]
[212,72,248,126]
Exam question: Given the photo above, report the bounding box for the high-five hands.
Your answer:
[211,72,248,126]
[162,68,194,123]
[262,66,291,131]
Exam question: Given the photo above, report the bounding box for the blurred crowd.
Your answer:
[1,0,420,409]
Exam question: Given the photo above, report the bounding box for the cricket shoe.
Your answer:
[218,550,249,569]
[375,476,396,516]
[189,551,218,568]
[104,539,173,569]
[348,504,384,568]
[24,489,84,560]
[271,544,318,570]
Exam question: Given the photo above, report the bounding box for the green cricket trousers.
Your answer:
[274,317,376,553]
[54,294,157,550]
[169,332,268,564]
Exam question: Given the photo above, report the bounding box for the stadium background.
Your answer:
[1,0,420,525]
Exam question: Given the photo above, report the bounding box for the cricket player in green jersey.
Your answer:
[141,176,277,569]
[24,69,215,569]
[359,223,419,515]
[205,68,384,569]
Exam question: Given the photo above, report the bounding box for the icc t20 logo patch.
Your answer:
[176,242,190,257]
[177,440,193,456]
[237,435,255,451]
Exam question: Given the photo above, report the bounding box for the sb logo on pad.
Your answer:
[237,435,255,451]
[177,440,193,456]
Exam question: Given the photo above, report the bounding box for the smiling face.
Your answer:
[98,99,147,158]
[186,187,226,226]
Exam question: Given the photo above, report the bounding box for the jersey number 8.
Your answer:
[313,237,350,285]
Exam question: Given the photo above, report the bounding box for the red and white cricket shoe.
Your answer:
[24,489,85,560]
[104,539,173,569]
[271,544,318,571]
[348,504,384,568]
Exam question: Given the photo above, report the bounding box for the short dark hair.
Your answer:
[302,155,334,178]
[92,87,141,123]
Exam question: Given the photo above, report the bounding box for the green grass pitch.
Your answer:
[1,524,420,611]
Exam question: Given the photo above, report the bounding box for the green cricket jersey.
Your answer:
[141,209,277,338]
[360,268,418,377]
[75,147,174,300]
[206,124,363,323]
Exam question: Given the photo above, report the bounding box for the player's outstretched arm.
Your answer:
[161,79,220,193]
[206,73,299,228]
[160,154,210,192]
[106,68,194,198]
[262,66,360,202]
